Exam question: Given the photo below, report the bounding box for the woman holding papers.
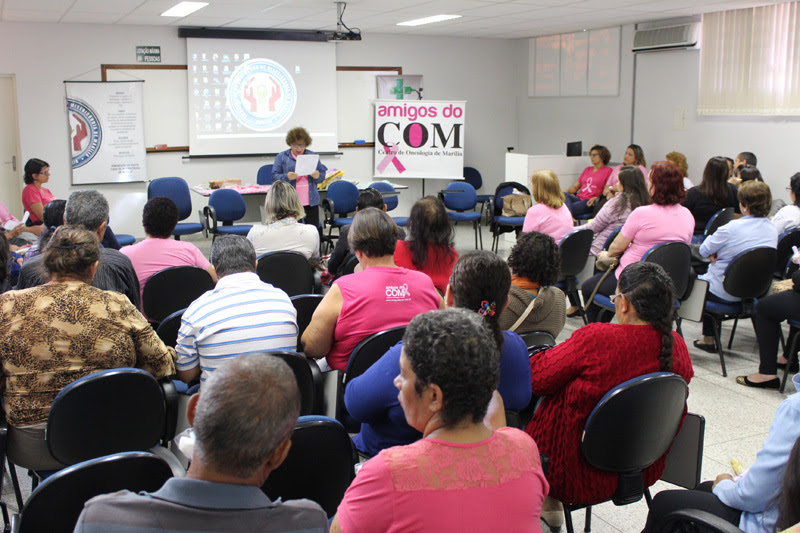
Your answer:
[272,127,327,229]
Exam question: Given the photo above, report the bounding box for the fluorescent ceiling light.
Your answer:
[397,14,462,27]
[161,2,209,17]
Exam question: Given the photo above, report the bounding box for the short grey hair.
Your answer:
[65,190,109,232]
[192,354,301,479]
[265,181,305,223]
[210,235,256,277]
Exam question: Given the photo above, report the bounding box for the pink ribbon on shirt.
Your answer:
[377,144,406,174]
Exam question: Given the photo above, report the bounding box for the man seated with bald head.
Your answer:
[74,354,328,532]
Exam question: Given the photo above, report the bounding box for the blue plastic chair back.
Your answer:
[209,188,247,223]
[602,226,623,251]
[443,182,477,211]
[148,177,193,221]
[327,181,359,215]
[257,164,274,185]
[368,181,398,211]
[463,167,483,191]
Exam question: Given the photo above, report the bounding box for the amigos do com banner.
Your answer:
[373,100,465,180]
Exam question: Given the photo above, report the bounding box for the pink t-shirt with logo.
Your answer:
[328,266,440,371]
[121,237,211,305]
[522,203,574,243]
[576,166,613,201]
[618,203,694,278]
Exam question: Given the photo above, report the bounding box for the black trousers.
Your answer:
[302,205,320,228]
[643,481,741,532]
[754,290,800,375]
[701,292,739,337]
[581,270,618,323]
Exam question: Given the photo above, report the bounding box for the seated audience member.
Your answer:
[522,169,574,243]
[0,199,42,245]
[683,156,740,236]
[22,199,66,261]
[0,225,175,471]
[601,143,648,201]
[498,231,566,336]
[737,164,763,184]
[17,190,141,308]
[122,196,216,304]
[346,251,532,457]
[0,236,11,293]
[247,180,320,263]
[666,151,693,189]
[393,196,458,294]
[332,309,547,532]
[75,355,328,533]
[20,158,55,225]
[528,262,693,530]
[693,182,778,358]
[772,172,800,234]
[302,208,440,372]
[725,156,735,178]
[327,187,405,278]
[563,144,613,218]
[644,374,800,533]
[581,161,694,323]
[736,150,758,169]
[176,236,296,384]
[776,438,800,533]
[586,165,650,256]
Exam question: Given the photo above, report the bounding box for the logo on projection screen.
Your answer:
[227,59,297,132]
[67,98,103,169]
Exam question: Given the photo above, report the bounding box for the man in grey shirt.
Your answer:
[17,190,140,309]
[74,354,328,532]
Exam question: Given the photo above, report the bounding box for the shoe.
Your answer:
[776,360,800,372]
[541,511,564,532]
[693,340,717,354]
[735,376,780,389]
[566,307,583,318]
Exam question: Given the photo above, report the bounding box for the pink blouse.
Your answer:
[522,203,574,243]
[576,166,613,200]
[21,184,55,223]
[618,203,694,278]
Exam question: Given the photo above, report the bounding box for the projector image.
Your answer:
[329,31,362,41]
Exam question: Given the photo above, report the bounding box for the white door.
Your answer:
[0,75,22,216]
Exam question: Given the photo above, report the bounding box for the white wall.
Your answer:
[0,22,518,236]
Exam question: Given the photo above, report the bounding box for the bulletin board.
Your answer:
[336,66,401,148]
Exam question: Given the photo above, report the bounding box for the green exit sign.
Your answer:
[136,46,161,63]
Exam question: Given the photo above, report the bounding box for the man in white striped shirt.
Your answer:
[175,236,297,384]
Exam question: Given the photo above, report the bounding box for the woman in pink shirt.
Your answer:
[302,208,441,371]
[602,144,648,199]
[21,158,56,225]
[331,308,548,533]
[522,169,574,243]
[581,161,694,323]
[563,144,613,218]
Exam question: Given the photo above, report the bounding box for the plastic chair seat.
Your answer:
[116,234,135,247]
[392,216,409,227]
[332,217,354,227]
[215,225,253,236]
[172,222,204,236]
[494,215,525,226]
[704,299,743,315]
[448,211,481,222]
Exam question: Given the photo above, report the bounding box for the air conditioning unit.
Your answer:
[632,23,700,52]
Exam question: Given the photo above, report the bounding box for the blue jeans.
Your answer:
[564,193,593,217]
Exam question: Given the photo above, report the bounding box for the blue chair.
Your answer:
[442,182,483,249]
[368,181,407,227]
[147,177,204,240]
[321,181,359,239]
[463,167,492,221]
[115,234,135,247]
[489,181,530,253]
[701,246,776,376]
[691,207,734,245]
[257,164,274,185]
[202,189,253,242]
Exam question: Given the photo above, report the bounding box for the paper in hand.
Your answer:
[295,154,319,177]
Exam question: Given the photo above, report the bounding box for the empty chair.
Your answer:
[291,294,325,352]
[490,181,531,253]
[156,308,185,348]
[147,177,204,239]
[142,265,215,324]
[463,166,492,220]
[562,373,688,533]
[13,452,173,533]
[257,251,319,297]
[518,331,556,351]
[266,351,317,416]
[202,188,253,242]
[322,180,359,238]
[256,163,274,185]
[368,181,407,227]
[442,181,483,249]
[261,415,356,517]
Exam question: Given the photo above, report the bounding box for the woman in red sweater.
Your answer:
[527,262,693,527]
[393,196,458,294]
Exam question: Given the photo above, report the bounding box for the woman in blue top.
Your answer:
[344,250,532,457]
[271,126,327,229]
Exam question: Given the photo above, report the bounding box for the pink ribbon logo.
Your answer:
[377,144,406,174]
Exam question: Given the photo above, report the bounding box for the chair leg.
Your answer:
[712,316,727,377]
[676,317,683,337]
[478,221,483,249]
[727,318,739,349]
[779,328,786,353]
[564,507,575,533]
[7,460,22,511]
[645,488,653,507]
[473,220,478,249]
[780,330,800,393]
[584,505,592,533]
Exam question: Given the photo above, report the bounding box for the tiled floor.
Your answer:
[2,223,794,531]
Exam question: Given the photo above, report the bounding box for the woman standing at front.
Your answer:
[272,127,327,229]
[21,158,56,225]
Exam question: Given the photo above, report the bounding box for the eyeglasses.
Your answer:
[610,292,624,303]
[291,143,307,148]
[590,153,600,158]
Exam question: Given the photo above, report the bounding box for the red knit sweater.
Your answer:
[525,323,693,505]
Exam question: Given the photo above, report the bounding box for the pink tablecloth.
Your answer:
[192,184,271,196]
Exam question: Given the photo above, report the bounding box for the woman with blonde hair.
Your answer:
[246,180,320,262]
[522,169,574,243]
[666,151,693,189]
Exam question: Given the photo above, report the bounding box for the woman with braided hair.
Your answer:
[527,262,693,529]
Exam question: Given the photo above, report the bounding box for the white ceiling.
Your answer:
[0,0,787,39]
